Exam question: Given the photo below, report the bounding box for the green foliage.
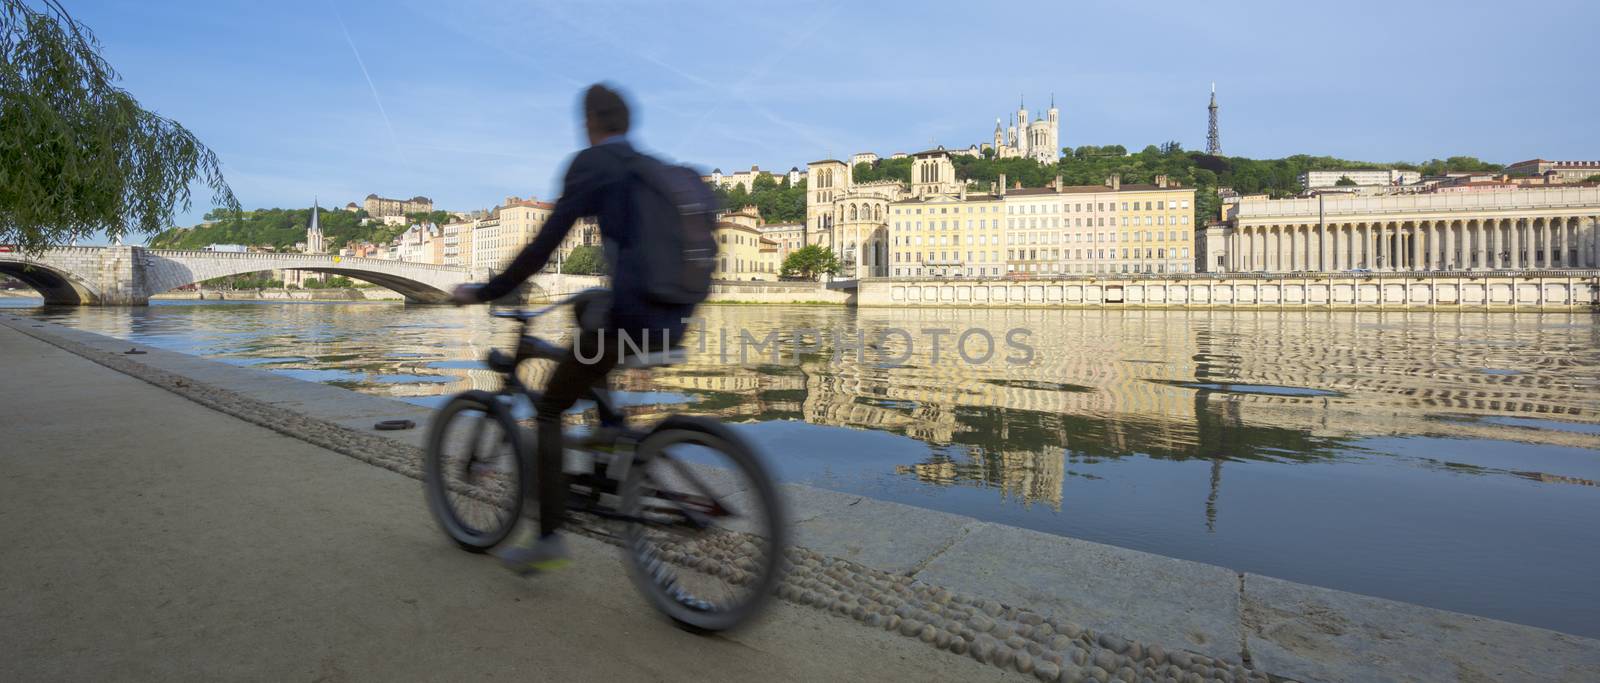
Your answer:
[851,157,912,185]
[200,272,282,289]
[0,0,237,253]
[404,210,452,225]
[711,175,806,224]
[780,244,839,280]
[1334,175,1358,186]
[303,275,355,289]
[1071,145,1127,158]
[150,206,391,250]
[1585,174,1600,183]
[560,244,605,275]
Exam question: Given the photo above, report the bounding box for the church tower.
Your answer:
[1016,96,1029,158]
[1047,94,1060,158]
[993,118,1004,152]
[306,197,325,254]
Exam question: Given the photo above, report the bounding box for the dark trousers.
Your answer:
[531,327,618,537]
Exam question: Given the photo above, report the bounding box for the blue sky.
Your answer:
[65,0,1600,241]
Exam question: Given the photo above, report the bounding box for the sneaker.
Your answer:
[494,534,571,576]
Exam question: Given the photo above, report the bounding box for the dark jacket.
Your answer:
[476,139,692,340]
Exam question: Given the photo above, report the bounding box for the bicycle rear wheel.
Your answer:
[423,391,525,552]
[619,416,788,632]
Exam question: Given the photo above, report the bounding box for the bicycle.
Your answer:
[421,289,788,632]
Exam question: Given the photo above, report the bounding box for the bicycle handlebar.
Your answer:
[486,287,609,322]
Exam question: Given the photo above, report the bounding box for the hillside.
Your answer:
[148,207,450,250]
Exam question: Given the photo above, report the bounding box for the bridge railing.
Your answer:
[141,249,468,272]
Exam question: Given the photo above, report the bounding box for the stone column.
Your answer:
[1444,222,1456,271]
[1556,218,1569,268]
[1510,218,1522,270]
[1580,215,1593,267]
[1362,223,1372,270]
[1376,222,1388,270]
[1563,218,1573,268]
[1485,220,1495,269]
[1272,226,1282,272]
[1408,223,1420,271]
[1479,219,1491,269]
[1440,222,1452,270]
[1345,223,1354,270]
[1228,230,1238,271]
[1542,218,1554,269]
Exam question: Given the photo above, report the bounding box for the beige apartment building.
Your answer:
[712,221,778,281]
[888,192,1004,277]
[1112,177,1197,275]
[999,175,1195,276]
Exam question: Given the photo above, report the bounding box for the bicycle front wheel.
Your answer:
[423,391,525,552]
[619,416,788,632]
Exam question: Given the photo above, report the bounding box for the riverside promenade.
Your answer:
[4,313,1599,682]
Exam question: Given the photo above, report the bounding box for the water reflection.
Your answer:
[11,298,1600,637]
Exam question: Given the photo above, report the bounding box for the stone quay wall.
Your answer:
[859,272,1600,310]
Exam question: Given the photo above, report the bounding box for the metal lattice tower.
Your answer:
[1206,82,1221,155]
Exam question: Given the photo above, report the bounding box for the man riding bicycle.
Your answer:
[451,84,699,574]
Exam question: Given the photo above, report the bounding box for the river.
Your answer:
[6,296,1600,638]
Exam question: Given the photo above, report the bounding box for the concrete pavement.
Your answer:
[0,323,1013,681]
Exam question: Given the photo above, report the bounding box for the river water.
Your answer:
[7,296,1600,638]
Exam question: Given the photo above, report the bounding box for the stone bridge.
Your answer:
[0,246,606,305]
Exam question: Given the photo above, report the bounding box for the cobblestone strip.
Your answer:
[3,317,1290,683]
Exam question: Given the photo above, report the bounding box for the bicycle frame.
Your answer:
[477,292,713,528]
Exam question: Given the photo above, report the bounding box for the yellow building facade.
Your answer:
[888,192,1005,277]
[713,221,779,281]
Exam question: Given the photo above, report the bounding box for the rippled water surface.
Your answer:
[7,296,1600,637]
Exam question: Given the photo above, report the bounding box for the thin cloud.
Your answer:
[334,5,402,164]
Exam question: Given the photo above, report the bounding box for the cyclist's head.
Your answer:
[583,83,630,145]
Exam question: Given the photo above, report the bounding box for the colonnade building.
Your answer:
[1204,187,1600,273]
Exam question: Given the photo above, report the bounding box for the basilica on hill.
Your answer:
[990,95,1062,164]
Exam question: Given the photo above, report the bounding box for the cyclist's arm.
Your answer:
[475,154,603,301]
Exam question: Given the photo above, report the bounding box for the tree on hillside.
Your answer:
[1586,174,1600,184]
[1335,175,1358,186]
[560,245,605,275]
[781,244,840,280]
[1,0,237,253]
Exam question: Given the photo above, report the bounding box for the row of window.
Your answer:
[1007,199,1189,214]
[1011,215,1190,229]
[891,230,1192,246]
[892,262,1194,276]
[890,246,1191,263]
[888,198,1192,216]
[714,257,775,273]
[889,215,1191,232]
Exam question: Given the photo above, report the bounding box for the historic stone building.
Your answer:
[362,193,433,218]
[806,154,920,279]
[990,96,1061,165]
[1206,187,1600,273]
[1504,159,1600,184]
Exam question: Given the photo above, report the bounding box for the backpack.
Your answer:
[624,153,720,306]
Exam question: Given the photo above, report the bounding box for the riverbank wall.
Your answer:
[706,280,853,305]
[152,287,405,302]
[860,271,1600,310]
[3,312,1595,682]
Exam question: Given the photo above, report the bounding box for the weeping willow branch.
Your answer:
[0,0,238,255]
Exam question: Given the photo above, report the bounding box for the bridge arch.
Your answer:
[140,251,460,303]
[0,259,104,305]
